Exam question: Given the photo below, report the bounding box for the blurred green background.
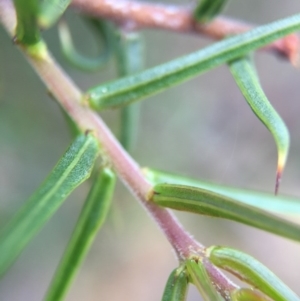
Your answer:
[0,1,300,300]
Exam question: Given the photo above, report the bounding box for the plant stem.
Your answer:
[70,0,299,64]
[0,0,202,260]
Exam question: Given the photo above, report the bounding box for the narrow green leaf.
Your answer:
[161,266,189,301]
[194,0,230,23]
[143,168,300,214]
[0,134,99,276]
[207,246,300,301]
[231,288,273,301]
[13,0,40,45]
[44,168,116,301]
[114,31,144,77]
[114,30,144,151]
[152,184,300,242]
[229,55,290,194]
[13,0,47,58]
[120,103,140,152]
[186,259,223,301]
[58,17,112,72]
[85,14,300,110]
[38,0,71,29]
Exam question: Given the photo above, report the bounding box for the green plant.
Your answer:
[0,0,300,300]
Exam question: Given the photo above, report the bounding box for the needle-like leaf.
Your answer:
[207,246,300,301]
[229,55,290,194]
[44,168,116,301]
[114,30,144,152]
[0,134,99,276]
[13,0,46,58]
[161,266,189,301]
[152,184,300,242]
[186,259,224,301]
[85,14,300,110]
[194,0,230,23]
[143,168,300,214]
[13,0,40,44]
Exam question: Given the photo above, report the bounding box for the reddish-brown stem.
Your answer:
[0,0,203,261]
[71,0,299,65]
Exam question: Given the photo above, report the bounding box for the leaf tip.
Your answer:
[275,170,281,195]
[275,154,286,195]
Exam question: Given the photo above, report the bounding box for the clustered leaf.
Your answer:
[85,14,300,109]
[5,2,300,301]
[161,246,300,301]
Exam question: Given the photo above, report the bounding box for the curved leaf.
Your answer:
[162,266,189,301]
[143,168,300,214]
[207,246,300,301]
[85,14,300,109]
[58,17,112,72]
[44,168,116,301]
[229,55,290,194]
[152,184,300,242]
[0,134,99,276]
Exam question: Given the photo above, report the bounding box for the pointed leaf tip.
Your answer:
[275,153,286,195]
[229,55,290,194]
[86,14,300,110]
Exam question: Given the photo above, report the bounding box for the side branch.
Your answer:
[71,0,299,64]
